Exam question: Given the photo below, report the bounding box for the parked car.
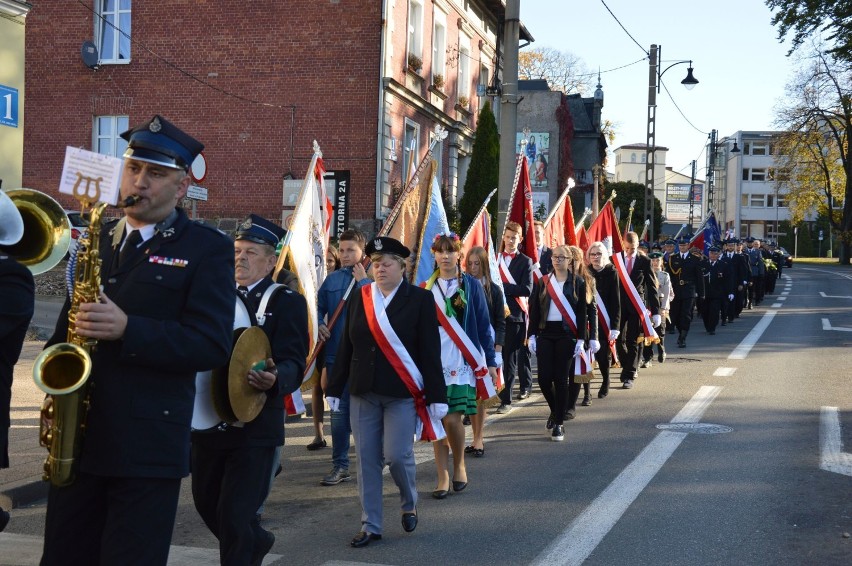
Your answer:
[65,210,89,241]
[778,246,793,268]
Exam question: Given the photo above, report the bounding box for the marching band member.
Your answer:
[701,245,735,335]
[316,230,371,486]
[41,115,235,566]
[666,235,705,349]
[0,191,34,533]
[527,245,595,441]
[496,221,533,413]
[585,241,620,401]
[721,238,749,323]
[424,234,497,498]
[463,246,505,457]
[325,237,446,548]
[190,214,308,566]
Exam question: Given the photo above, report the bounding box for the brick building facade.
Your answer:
[22,0,525,235]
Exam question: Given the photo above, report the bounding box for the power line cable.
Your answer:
[598,0,648,56]
[660,79,709,135]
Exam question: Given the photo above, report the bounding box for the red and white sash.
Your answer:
[544,275,592,375]
[612,253,659,343]
[362,283,446,441]
[422,274,495,401]
[499,254,529,315]
[594,289,620,363]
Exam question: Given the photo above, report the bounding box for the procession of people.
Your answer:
[0,114,792,565]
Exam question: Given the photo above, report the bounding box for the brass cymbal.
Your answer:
[228,326,272,423]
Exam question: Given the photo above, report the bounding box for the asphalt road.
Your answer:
[2,266,850,565]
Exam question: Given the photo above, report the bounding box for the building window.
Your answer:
[458,35,471,98]
[750,142,768,156]
[777,194,788,208]
[750,194,766,207]
[96,0,131,63]
[640,153,646,163]
[408,0,424,61]
[742,168,767,181]
[630,153,636,163]
[403,119,420,182]
[478,64,488,100]
[741,194,749,207]
[94,115,129,158]
[432,10,447,79]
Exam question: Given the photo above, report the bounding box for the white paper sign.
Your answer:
[59,146,123,205]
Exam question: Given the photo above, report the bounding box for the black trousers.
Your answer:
[41,472,181,566]
[191,432,276,566]
[735,285,746,315]
[589,327,612,394]
[500,320,532,405]
[703,298,722,332]
[670,295,696,334]
[642,321,666,361]
[536,323,575,425]
[617,313,642,382]
[749,276,765,305]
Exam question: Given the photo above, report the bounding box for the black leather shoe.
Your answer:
[401,512,418,532]
[432,489,448,499]
[519,390,530,400]
[0,508,9,533]
[452,480,467,492]
[597,387,608,399]
[351,531,382,548]
[250,529,275,566]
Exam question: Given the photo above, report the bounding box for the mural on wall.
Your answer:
[516,132,550,188]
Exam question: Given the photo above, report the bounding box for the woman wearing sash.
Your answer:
[463,246,505,457]
[527,245,596,441]
[585,241,621,402]
[325,237,447,548]
[424,235,498,498]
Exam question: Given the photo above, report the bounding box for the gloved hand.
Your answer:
[326,396,340,412]
[609,329,620,341]
[728,294,734,301]
[589,339,601,354]
[427,403,448,421]
[494,351,503,367]
[573,341,584,357]
[528,335,537,355]
[651,314,662,327]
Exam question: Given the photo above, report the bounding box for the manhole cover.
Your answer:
[666,357,702,363]
[656,422,733,434]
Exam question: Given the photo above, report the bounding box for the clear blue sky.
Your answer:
[520,0,798,179]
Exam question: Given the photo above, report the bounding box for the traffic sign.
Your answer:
[819,230,824,241]
[186,185,208,201]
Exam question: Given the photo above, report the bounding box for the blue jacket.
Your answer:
[443,273,497,368]
[317,267,371,365]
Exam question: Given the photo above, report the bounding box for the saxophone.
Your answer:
[33,195,140,486]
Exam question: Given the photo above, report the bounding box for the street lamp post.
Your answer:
[644,44,698,241]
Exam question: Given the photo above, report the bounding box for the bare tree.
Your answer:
[774,48,852,263]
[518,47,594,94]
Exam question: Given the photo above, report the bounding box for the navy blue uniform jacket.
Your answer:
[47,209,234,479]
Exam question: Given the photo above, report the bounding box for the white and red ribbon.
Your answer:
[422,274,494,401]
[362,284,446,441]
[499,255,529,315]
[611,253,658,342]
[594,289,619,362]
[544,275,591,374]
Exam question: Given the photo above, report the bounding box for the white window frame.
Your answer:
[458,34,471,98]
[432,8,447,80]
[403,119,420,183]
[749,194,767,207]
[94,115,129,158]
[96,0,132,64]
[407,0,424,63]
[750,142,768,156]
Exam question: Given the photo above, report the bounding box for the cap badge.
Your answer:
[149,117,162,133]
[374,238,383,251]
[239,218,253,231]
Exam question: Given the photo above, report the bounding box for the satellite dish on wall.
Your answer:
[81,41,99,70]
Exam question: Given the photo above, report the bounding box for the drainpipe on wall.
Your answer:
[375,0,390,231]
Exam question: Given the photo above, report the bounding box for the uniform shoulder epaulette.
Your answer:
[191,220,231,241]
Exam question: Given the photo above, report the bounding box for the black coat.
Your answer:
[326,280,446,406]
[591,263,621,339]
[704,259,735,299]
[47,209,235,479]
[538,246,553,276]
[721,251,749,287]
[481,280,506,348]
[618,252,660,319]
[666,252,706,300]
[500,252,533,322]
[528,273,594,346]
[0,254,34,468]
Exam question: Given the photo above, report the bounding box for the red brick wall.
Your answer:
[23,1,382,225]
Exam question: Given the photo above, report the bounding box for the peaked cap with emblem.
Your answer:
[709,245,721,253]
[235,214,286,248]
[677,234,691,245]
[121,115,204,171]
[648,251,663,259]
[366,236,410,258]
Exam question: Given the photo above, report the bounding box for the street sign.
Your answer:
[819,230,824,241]
[0,84,19,128]
[186,185,208,201]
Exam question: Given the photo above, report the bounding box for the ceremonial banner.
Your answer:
[504,157,540,265]
[689,211,721,255]
[385,159,437,267]
[461,191,506,305]
[577,225,590,252]
[413,173,450,285]
[542,185,577,248]
[587,201,623,256]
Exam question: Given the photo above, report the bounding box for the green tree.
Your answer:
[607,181,663,240]
[766,0,852,63]
[459,101,500,236]
[773,48,852,264]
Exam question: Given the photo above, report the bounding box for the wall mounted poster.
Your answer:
[516,132,550,188]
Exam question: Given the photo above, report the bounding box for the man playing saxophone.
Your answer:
[41,115,235,566]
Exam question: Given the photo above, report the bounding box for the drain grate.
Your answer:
[666,357,702,363]
[656,422,733,434]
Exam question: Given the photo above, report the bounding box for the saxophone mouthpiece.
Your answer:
[116,195,142,208]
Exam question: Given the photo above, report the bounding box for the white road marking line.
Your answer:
[0,533,283,565]
[771,303,783,308]
[820,407,852,477]
[800,267,852,281]
[822,318,852,332]
[819,291,852,299]
[530,386,722,566]
[777,296,787,301]
[729,310,777,360]
[781,291,789,296]
[713,367,737,377]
